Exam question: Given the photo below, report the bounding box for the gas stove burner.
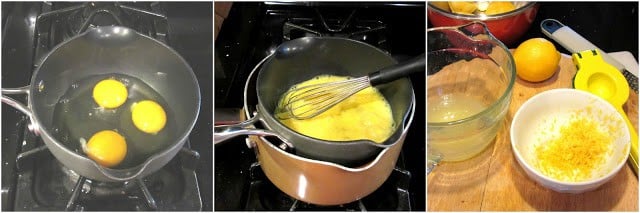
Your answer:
[283,8,388,48]
[243,162,411,211]
[11,126,202,211]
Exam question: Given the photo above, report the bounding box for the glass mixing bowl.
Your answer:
[427,22,515,162]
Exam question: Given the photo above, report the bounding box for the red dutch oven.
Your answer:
[428,2,539,46]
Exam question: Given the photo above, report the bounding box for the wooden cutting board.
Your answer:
[427,54,639,211]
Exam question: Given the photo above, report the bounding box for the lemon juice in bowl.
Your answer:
[426,57,512,162]
[428,93,505,161]
[51,73,176,169]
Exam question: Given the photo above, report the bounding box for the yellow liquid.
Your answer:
[428,94,500,161]
[277,75,395,143]
[428,94,486,123]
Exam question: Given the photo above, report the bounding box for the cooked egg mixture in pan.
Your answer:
[276,75,395,143]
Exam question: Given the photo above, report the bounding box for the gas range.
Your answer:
[1,2,212,211]
[215,2,425,210]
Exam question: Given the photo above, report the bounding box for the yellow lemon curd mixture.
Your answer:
[440,1,517,15]
[276,75,395,143]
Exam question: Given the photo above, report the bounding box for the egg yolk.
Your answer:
[93,79,128,109]
[85,130,127,168]
[131,100,167,134]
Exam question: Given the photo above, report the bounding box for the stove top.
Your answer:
[215,2,425,211]
[12,124,202,211]
[2,2,212,211]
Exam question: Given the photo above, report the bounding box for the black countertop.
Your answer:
[518,2,638,59]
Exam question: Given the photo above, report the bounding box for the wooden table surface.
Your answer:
[427,54,639,211]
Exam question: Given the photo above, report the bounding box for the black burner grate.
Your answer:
[282,8,388,49]
[12,119,202,211]
[34,2,168,67]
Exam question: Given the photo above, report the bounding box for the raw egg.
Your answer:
[84,130,127,168]
[131,100,167,134]
[93,79,128,109]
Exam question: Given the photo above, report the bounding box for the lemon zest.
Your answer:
[534,113,613,182]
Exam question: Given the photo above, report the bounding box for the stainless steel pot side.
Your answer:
[1,26,201,182]
[214,37,415,167]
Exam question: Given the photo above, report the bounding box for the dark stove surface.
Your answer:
[13,122,202,211]
[215,2,425,211]
[2,2,212,211]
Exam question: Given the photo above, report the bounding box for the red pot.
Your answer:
[428,2,539,46]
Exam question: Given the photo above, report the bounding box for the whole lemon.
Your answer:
[131,100,167,134]
[513,38,561,82]
[85,130,127,168]
[93,79,128,109]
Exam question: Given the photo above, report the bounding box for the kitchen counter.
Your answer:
[427,53,639,211]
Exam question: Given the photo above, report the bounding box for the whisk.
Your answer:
[276,54,425,120]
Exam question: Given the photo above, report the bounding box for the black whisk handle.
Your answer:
[368,53,426,86]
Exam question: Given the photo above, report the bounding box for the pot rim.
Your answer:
[428,2,537,21]
[26,25,201,180]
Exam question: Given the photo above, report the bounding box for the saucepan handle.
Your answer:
[2,86,41,135]
[1,86,33,117]
[214,114,280,144]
